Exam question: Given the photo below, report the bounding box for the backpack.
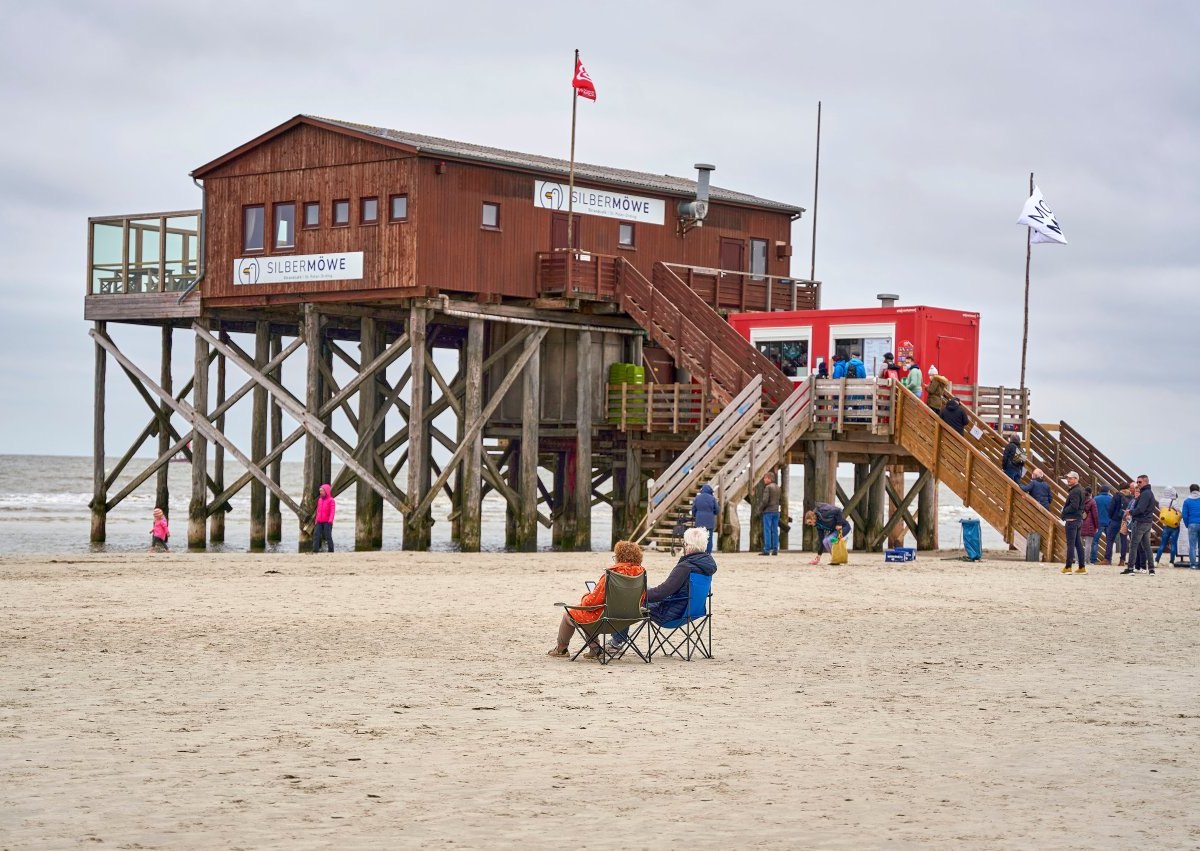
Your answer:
[846,361,863,379]
[1161,506,1182,528]
[1012,448,1026,465]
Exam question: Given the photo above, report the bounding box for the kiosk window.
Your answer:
[756,339,808,377]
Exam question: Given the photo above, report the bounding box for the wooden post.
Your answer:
[450,341,467,545]
[91,321,108,543]
[917,465,938,550]
[505,442,519,549]
[852,462,869,550]
[779,458,791,550]
[299,305,321,551]
[155,325,172,518]
[516,332,541,552]
[319,334,334,491]
[404,306,430,550]
[867,457,887,552]
[460,318,485,552]
[356,317,384,550]
[802,447,817,552]
[887,464,906,548]
[552,451,569,549]
[188,319,210,549]
[267,331,283,544]
[574,330,594,550]
[209,331,227,543]
[250,321,269,550]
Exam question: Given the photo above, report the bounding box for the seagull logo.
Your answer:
[238,259,260,284]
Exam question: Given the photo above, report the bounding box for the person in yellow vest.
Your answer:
[1155,487,1182,565]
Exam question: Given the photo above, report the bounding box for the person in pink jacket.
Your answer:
[150,507,170,552]
[313,484,336,553]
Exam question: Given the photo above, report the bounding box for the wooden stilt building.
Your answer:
[86,114,1074,560]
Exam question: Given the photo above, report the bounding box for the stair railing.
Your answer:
[633,374,764,542]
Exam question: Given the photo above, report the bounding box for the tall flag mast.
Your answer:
[568,50,596,249]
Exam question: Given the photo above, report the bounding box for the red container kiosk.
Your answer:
[727,304,981,386]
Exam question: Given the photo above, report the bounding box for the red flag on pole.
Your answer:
[572,56,596,101]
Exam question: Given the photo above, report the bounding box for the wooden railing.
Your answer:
[810,378,895,434]
[662,263,821,313]
[893,384,1065,560]
[635,376,764,541]
[614,260,794,407]
[949,384,1029,432]
[534,250,619,299]
[606,382,714,433]
[709,379,814,512]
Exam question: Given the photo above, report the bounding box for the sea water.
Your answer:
[2,454,1163,556]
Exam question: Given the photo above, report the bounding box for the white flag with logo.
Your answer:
[1016,185,1067,244]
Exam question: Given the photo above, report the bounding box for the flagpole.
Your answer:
[567,49,579,251]
[809,100,821,282]
[1019,170,1033,437]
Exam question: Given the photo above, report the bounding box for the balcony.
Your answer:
[86,211,203,321]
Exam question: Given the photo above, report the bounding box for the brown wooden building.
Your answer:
[85,114,827,555]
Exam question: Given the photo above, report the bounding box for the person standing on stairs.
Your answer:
[1060,472,1087,574]
[1021,469,1053,509]
[902,356,923,400]
[1002,434,1026,484]
[691,484,719,554]
[759,473,781,556]
[938,396,970,434]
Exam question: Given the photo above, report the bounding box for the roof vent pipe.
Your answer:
[677,163,715,234]
[877,293,899,308]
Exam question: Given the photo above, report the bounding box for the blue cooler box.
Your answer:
[884,547,916,562]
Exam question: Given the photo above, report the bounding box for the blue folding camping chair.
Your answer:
[648,573,713,660]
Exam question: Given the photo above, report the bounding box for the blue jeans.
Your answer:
[1104,520,1126,561]
[702,525,714,554]
[1005,468,1022,484]
[1189,523,1200,567]
[761,512,780,554]
[1155,526,1180,563]
[1089,528,1105,563]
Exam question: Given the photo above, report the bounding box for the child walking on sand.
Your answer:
[313,484,336,552]
[150,507,170,552]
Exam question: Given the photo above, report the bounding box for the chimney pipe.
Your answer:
[694,163,715,203]
[877,292,899,308]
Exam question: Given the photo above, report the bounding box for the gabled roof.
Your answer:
[193,115,804,216]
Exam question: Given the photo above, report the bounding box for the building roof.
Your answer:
[192,114,803,216]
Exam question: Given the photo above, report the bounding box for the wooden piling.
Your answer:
[404,306,430,550]
[91,321,107,543]
[250,321,269,550]
[267,330,283,544]
[573,330,594,551]
[299,305,321,551]
[209,332,227,543]
[188,320,210,549]
[867,457,887,552]
[460,317,485,552]
[917,465,938,550]
[887,464,906,548]
[155,325,172,517]
[552,451,569,549]
[515,337,541,551]
[852,462,869,550]
[355,317,384,550]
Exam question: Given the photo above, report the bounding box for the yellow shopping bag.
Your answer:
[830,534,849,565]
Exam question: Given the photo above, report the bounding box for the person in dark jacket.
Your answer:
[606,527,717,651]
[1001,434,1025,484]
[1105,485,1131,566]
[804,502,851,566]
[1021,469,1053,509]
[1080,487,1100,568]
[1060,472,1087,573]
[1091,483,1113,563]
[690,484,719,554]
[1122,475,1159,575]
[938,396,970,434]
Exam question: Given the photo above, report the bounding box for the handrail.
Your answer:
[661,262,821,312]
[710,378,814,510]
[634,375,763,541]
[893,383,1065,560]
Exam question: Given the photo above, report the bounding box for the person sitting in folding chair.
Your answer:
[605,527,716,654]
[548,540,646,660]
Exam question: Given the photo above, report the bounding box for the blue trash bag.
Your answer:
[960,518,982,561]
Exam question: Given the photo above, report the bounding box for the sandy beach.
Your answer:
[2,549,1198,849]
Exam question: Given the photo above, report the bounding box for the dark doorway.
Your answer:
[719,237,745,273]
[551,213,581,250]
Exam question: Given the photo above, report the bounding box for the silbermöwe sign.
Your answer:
[234,252,364,285]
[534,180,664,225]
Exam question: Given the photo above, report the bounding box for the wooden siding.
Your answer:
[199,124,412,178]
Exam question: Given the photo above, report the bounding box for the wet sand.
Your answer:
[2,550,1198,849]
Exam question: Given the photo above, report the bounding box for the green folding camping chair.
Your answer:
[555,569,652,665]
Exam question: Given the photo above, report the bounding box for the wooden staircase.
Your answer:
[892,385,1066,561]
[615,260,795,408]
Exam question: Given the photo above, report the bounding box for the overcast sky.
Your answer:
[1,0,1196,482]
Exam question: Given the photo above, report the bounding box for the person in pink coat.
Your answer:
[313,484,336,552]
[150,507,170,552]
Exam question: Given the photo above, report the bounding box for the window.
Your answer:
[750,238,768,280]
[243,205,264,252]
[273,202,296,250]
[333,199,350,227]
[389,194,409,221]
[756,339,809,378]
[303,202,320,229]
[481,201,500,229]
[618,222,635,248]
[361,197,379,225]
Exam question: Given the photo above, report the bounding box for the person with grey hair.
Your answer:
[605,526,717,653]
